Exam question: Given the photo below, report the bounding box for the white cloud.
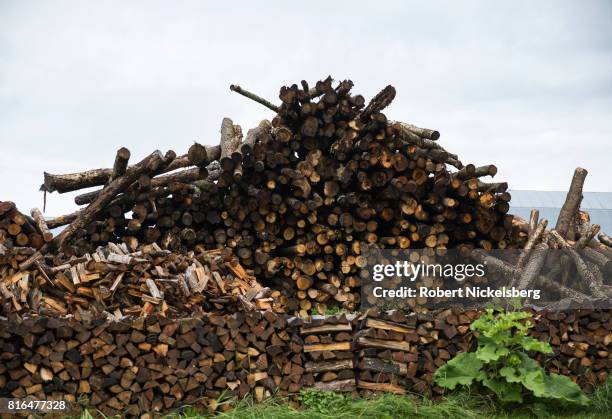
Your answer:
[0,0,610,216]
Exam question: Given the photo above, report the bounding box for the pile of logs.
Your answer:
[529,309,611,393]
[354,308,476,395]
[302,314,356,392]
[473,167,612,309]
[0,202,47,250]
[34,77,519,315]
[0,240,279,319]
[1,308,608,416]
[0,310,303,416]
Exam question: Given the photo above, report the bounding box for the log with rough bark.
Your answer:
[30,208,53,242]
[555,167,588,239]
[50,150,169,250]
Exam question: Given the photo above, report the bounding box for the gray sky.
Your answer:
[1,0,611,216]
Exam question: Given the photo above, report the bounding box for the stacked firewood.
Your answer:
[0,240,279,318]
[0,310,303,416]
[354,308,477,395]
[530,309,611,393]
[36,77,517,315]
[1,309,606,416]
[0,202,48,250]
[301,314,356,392]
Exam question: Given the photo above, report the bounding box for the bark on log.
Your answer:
[555,168,588,239]
[516,219,548,269]
[528,209,539,234]
[471,249,589,300]
[515,243,548,290]
[108,147,131,184]
[361,85,396,121]
[549,230,607,298]
[50,151,168,250]
[30,208,53,242]
[229,84,280,113]
[598,232,612,248]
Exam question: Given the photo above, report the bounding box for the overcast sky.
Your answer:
[1,1,611,216]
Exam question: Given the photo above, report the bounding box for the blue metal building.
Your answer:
[509,190,612,234]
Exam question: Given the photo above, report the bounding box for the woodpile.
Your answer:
[0,308,608,416]
[0,310,303,416]
[355,308,477,395]
[0,241,279,319]
[35,77,519,315]
[301,314,356,392]
[529,309,611,393]
[0,202,46,250]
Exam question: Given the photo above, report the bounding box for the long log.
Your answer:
[74,166,208,205]
[41,146,220,194]
[49,151,168,250]
[555,168,588,239]
[516,219,548,269]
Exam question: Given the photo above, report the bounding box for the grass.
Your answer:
[156,378,612,419]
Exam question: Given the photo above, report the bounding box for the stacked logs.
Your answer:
[354,308,611,395]
[0,240,279,319]
[301,314,356,392]
[354,309,477,395]
[529,309,611,393]
[0,202,47,250]
[38,78,519,314]
[0,310,303,417]
[0,309,608,416]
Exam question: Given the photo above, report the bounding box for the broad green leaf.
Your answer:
[476,341,508,362]
[542,374,589,406]
[522,370,547,397]
[434,352,483,389]
[499,366,521,383]
[517,336,553,354]
[482,378,523,403]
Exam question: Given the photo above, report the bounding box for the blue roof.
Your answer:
[509,190,612,210]
[509,190,612,234]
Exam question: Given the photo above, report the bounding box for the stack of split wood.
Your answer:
[301,314,356,392]
[0,309,608,415]
[0,240,278,318]
[529,309,611,393]
[37,77,517,315]
[354,308,478,395]
[0,310,303,416]
[473,167,612,309]
[354,310,417,394]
